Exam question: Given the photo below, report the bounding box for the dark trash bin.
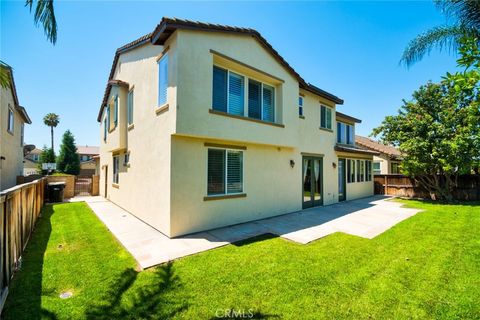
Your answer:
[48,182,66,203]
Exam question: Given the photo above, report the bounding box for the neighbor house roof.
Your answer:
[355,135,402,159]
[98,17,344,122]
[2,62,32,124]
[76,145,100,155]
[334,144,379,156]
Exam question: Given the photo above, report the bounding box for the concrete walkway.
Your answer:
[70,196,421,269]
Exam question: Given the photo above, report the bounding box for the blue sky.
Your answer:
[1,1,458,151]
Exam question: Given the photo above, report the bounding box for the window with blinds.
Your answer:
[213,66,228,112]
[158,54,168,106]
[127,89,134,125]
[212,65,276,123]
[113,155,120,184]
[207,148,243,195]
[228,72,244,116]
[114,95,118,127]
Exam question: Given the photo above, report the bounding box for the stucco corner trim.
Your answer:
[203,193,247,201]
[155,104,169,115]
[209,109,285,128]
[319,127,333,133]
[204,142,247,150]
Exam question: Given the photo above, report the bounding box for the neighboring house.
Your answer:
[355,135,402,174]
[98,18,377,237]
[77,145,99,162]
[23,158,39,176]
[0,63,32,191]
[25,147,42,163]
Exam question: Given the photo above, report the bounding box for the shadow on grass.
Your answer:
[2,205,56,320]
[232,233,279,247]
[85,262,189,319]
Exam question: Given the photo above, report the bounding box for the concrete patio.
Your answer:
[70,195,421,269]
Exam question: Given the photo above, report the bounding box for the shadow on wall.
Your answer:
[85,263,189,319]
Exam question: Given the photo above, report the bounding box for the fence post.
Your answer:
[384,175,388,195]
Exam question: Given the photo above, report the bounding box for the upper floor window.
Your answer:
[127,89,134,125]
[106,106,111,132]
[299,96,304,117]
[158,54,168,106]
[337,122,354,145]
[20,123,24,146]
[207,148,243,195]
[7,107,14,133]
[320,105,332,130]
[113,95,118,127]
[212,66,275,122]
[103,117,107,142]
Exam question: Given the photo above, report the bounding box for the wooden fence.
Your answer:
[0,178,45,313]
[374,174,480,200]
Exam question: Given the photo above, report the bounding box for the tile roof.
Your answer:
[98,17,344,121]
[76,145,100,155]
[355,135,402,159]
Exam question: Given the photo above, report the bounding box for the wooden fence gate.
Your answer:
[1,178,45,313]
[74,176,92,196]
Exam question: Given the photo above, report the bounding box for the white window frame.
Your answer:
[127,89,134,126]
[113,155,119,184]
[158,53,169,107]
[320,105,332,130]
[373,161,381,175]
[299,96,304,117]
[206,147,244,196]
[20,123,24,146]
[213,64,276,123]
[7,107,14,134]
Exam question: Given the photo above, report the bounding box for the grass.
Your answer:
[2,200,480,319]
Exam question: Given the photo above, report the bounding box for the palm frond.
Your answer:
[400,24,477,67]
[0,61,11,89]
[25,0,57,44]
[436,0,480,30]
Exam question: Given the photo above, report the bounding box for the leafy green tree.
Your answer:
[38,145,56,172]
[43,113,60,152]
[57,130,80,175]
[374,37,480,201]
[1,0,57,88]
[401,0,480,67]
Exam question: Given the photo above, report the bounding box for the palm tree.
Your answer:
[43,113,60,152]
[0,0,57,88]
[401,0,480,67]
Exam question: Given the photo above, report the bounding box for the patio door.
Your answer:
[302,156,323,209]
[338,158,346,201]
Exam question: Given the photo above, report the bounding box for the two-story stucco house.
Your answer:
[0,63,32,191]
[98,18,377,237]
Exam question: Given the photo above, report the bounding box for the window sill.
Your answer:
[127,124,134,131]
[112,183,119,189]
[319,127,333,133]
[203,193,247,201]
[209,110,285,128]
[299,115,305,119]
[7,130,14,136]
[155,103,169,115]
[108,126,117,133]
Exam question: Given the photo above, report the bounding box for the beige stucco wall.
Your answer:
[373,154,401,174]
[0,85,25,190]
[99,29,374,237]
[99,34,178,235]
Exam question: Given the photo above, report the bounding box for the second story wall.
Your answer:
[175,30,340,150]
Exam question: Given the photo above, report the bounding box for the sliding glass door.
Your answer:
[302,156,323,209]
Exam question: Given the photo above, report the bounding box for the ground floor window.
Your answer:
[391,162,401,174]
[373,161,381,175]
[113,155,119,184]
[207,148,243,195]
[347,159,355,183]
[365,160,372,181]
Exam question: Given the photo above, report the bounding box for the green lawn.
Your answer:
[2,200,480,319]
